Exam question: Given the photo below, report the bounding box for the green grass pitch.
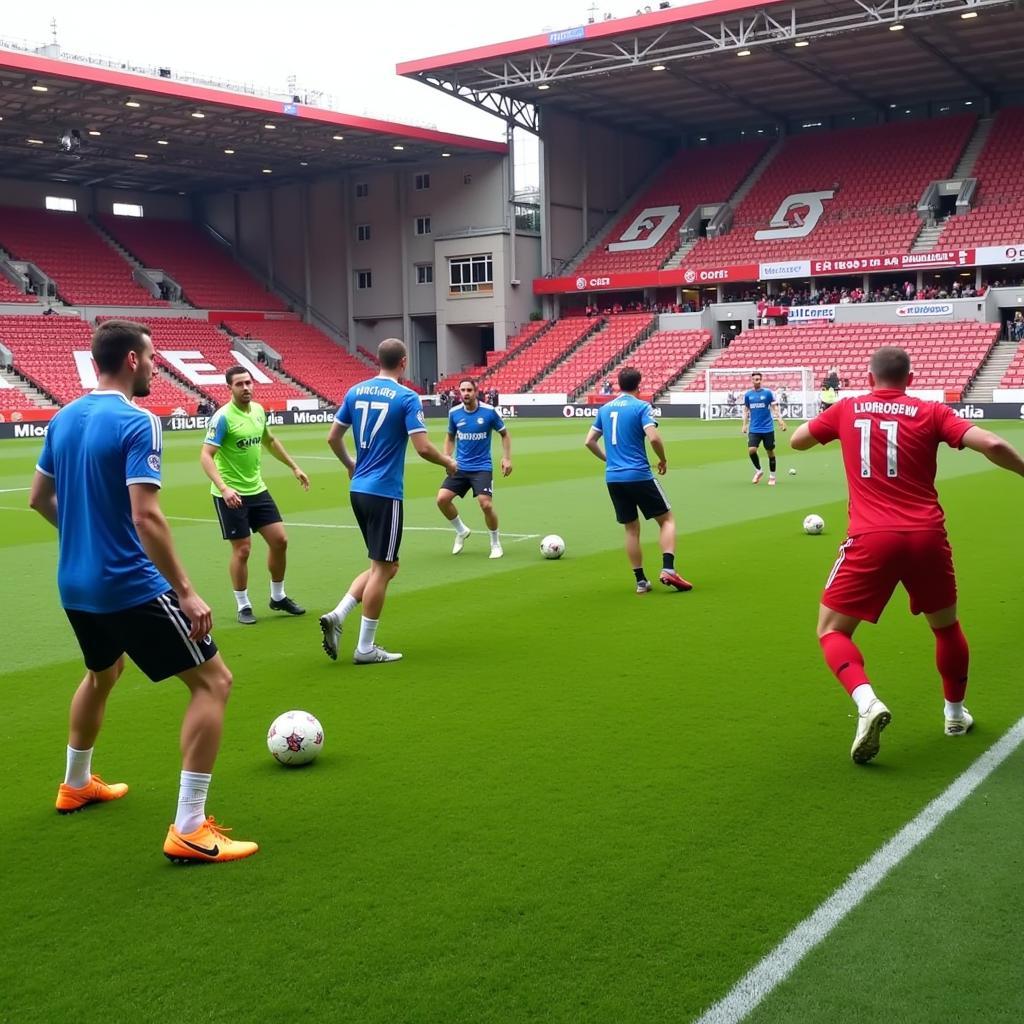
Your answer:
[2,417,1022,1024]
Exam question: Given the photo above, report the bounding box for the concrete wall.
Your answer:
[0,178,189,219]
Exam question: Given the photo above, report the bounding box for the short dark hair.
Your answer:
[378,338,407,371]
[870,346,911,386]
[91,319,151,374]
[618,366,642,393]
[225,365,251,385]
[459,378,477,390]
[751,371,763,379]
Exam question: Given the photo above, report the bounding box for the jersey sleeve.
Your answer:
[743,391,751,408]
[934,403,973,449]
[446,408,457,437]
[125,412,163,488]
[491,407,506,433]
[591,406,605,435]
[640,403,657,430]
[405,392,427,435]
[766,390,776,404]
[36,424,55,477]
[335,392,353,427]
[203,409,227,447]
[807,401,842,444]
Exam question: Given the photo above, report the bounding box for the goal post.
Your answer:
[702,366,816,421]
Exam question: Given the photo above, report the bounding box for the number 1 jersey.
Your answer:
[807,388,973,535]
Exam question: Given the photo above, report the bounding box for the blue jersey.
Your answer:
[36,390,170,613]
[744,388,776,433]
[336,376,426,500]
[447,403,505,472]
[592,394,657,482]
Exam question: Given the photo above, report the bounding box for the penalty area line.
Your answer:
[693,714,1024,1024]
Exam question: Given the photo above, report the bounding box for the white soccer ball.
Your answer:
[788,467,797,476]
[540,534,565,559]
[803,514,825,535]
[267,710,325,766]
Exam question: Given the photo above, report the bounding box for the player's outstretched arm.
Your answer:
[28,470,58,527]
[411,431,457,476]
[961,426,1024,476]
[789,423,819,450]
[327,421,356,479]
[584,427,606,463]
[265,430,309,490]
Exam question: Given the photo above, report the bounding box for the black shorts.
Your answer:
[440,470,493,498]
[747,431,777,450]
[607,479,671,525]
[212,489,282,540]
[65,591,218,682]
[351,491,403,562]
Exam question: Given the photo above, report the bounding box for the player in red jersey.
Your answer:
[791,345,1024,764]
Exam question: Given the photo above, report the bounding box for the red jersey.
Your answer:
[807,388,973,534]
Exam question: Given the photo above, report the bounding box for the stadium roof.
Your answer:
[399,0,1023,137]
[0,48,507,195]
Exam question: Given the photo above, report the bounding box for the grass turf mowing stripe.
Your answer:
[694,714,1024,1024]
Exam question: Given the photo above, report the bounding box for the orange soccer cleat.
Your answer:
[163,816,259,864]
[55,774,129,814]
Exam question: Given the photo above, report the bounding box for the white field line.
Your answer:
[694,715,1024,1024]
[0,486,29,493]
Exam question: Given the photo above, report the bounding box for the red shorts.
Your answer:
[821,531,957,623]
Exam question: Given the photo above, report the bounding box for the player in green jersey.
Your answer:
[200,365,309,624]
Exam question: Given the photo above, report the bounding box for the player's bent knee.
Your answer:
[233,540,252,560]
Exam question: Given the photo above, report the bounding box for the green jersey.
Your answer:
[204,401,269,496]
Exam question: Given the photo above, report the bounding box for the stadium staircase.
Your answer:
[0,367,54,409]
[482,318,606,394]
[964,338,1021,402]
[668,347,723,394]
[910,220,948,253]
[952,116,994,178]
[586,329,712,401]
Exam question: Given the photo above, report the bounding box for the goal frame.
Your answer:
[703,366,816,421]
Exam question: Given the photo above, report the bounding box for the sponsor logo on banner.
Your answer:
[754,191,834,241]
[548,25,586,44]
[788,305,836,322]
[760,261,812,279]
[953,405,985,420]
[561,404,662,419]
[14,422,49,438]
[576,276,611,290]
[974,244,1024,266]
[683,267,734,284]
[896,303,953,317]
[607,206,681,252]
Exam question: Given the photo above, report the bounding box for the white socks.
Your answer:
[233,589,251,611]
[330,593,359,622]
[64,745,93,789]
[270,579,286,602]
[945,700,965,720]
[356,616,379,654]
[175,770,212,834]
[452,515,469,536]
[489,529,500,546]
[851,683,878,715]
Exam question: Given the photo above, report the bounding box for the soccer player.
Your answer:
[791,345,1024,764]
[200,366,309,625]
[584,366,693,594]
[320,338,456,664]
[741,371,787,485]
[436,378,512,559]
[29,319,257,863]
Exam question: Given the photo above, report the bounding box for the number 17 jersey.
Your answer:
[807,388,972,535]
[336,376,426,500]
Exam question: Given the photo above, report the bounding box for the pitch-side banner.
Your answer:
[787,305,836,322]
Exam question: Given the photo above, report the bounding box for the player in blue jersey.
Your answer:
[741,371,787,485]
[436,378,512,559]
[584,367,693,594]
[29,319,257,863]
[320,338,456,664]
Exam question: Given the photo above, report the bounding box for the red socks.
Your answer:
[819,631,870,695]
[933,622,969,703]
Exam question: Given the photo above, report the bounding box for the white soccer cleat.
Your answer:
[851,698,892,764]
[489,544,503,559]
[353,645,403,665]
[944,709,974,736]
[752,469,764,484]
[452,529,471,555]
[319,614,341,661]
[768,475,777,487]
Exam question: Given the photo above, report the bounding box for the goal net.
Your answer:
[702,366,816,421]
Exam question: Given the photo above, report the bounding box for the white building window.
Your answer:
[414,172,431,191]
[416,264,433,285]
[357,224,371,242]
[45,196,77,212]
[112,203,143,218]
[414,216,431,236]
[355,182,369,198]
[356,270,372,290]
[449,254,493,295]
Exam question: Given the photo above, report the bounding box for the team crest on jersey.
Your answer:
[147,454,161,472]
[417,410,425,425]
[477,417,484,425]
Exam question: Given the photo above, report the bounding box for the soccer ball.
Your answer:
[540,534,565,559]
[267,710,324,766]
[788,467,797,476]
[803,514,825,535]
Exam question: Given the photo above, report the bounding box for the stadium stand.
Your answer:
[481,318,605,394]
[588,329,712,399]
[0,383,43,412]
[535,313,654,395]
[223,319,369,404]
[0,274,37,304]
[0,314,195,410]
[936,107,1024,249]
[0,208,167,307]
[686,116,975,266]
[685,322,998,393]
[98,216,288,311]
[995,343,1024,389]
[435,320,551,393]
[576,140,770,275]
